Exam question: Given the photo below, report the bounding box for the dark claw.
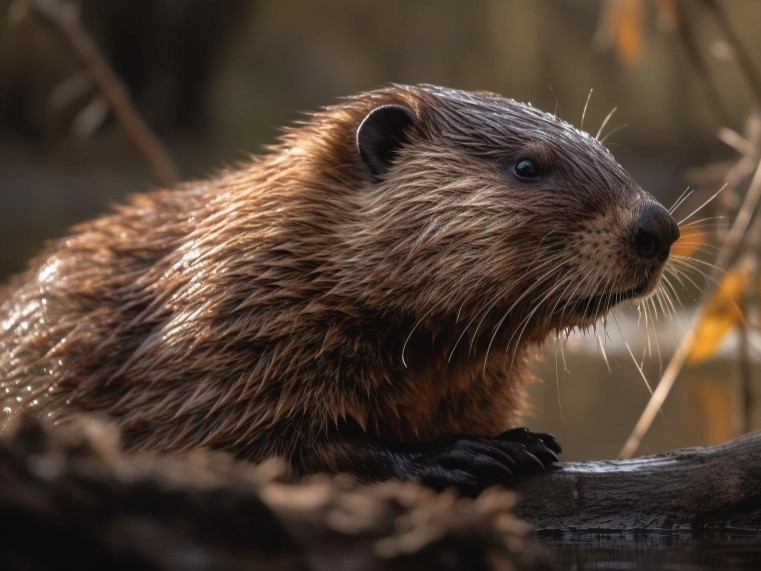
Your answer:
[537,432,563,454]
[497,428,563,463]
[492,440,546,473]
[400,429,562,493]
[499,428,562,452]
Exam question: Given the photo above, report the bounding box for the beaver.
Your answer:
[0,84,678,491]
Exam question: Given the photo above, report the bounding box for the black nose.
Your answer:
[633,202,679,261]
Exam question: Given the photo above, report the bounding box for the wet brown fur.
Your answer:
[0,85,664,477]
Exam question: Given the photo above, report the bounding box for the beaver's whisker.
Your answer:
[483,309,511,375]
[596,106,618,140]
[669,186,694,215]
[597,331,612,373]
[675,243,721,255]
[668,256,702,274]
[449,312,480,363]
[646,294,663,368]
[679,215,726,228]
[653,285,673,327]
[660,273,687,318]
[559,330,571,371]
[673,255,727,276]
[580,88,594,131]
[678,183,728,226]
[600,123,629,145]
[596,272,614,318]
[642,307,663,349]
[505,274,574,370]
[553,335,566,424]
[554,258,596,325]
[467,297,502,357]
[580,261,610,319]
[612,311,660,403]
[401,306,436,368]
[464,250,568,359]
[586,273,607,321]
[494,253,572,318]
[672,260,735,312]
[663,265,689,290]
[639,297,653,359]
[551,269,582,322]
[653,286,672,362]
[485,253,573,364]
[455,301,465,323]
[651,276,668,319]
[667,261,708,293]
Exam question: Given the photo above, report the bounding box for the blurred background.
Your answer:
[1,0,760,460]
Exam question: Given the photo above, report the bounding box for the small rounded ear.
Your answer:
[356,104,416,179]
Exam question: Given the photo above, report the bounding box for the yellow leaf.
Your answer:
[670,229,708,258]
[688,265,748,364]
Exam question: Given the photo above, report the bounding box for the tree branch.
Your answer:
[23,0,180,187]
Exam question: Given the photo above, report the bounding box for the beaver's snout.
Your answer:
[633,202,679,261]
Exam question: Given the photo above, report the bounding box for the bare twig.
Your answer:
[22,0,180,187]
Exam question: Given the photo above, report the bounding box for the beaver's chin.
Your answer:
[557,274,658,326]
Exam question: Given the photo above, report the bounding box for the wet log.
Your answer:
[511,430,761,533]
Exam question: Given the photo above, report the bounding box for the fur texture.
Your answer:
[0,85,671,481]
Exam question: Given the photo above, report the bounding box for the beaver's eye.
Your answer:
[513,158,541,181]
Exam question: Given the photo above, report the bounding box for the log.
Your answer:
[511,429,761,533]
[2,416,760,571]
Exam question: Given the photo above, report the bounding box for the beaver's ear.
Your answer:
[356,104,416,179]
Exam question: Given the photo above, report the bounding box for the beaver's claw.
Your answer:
[398,428,561,494]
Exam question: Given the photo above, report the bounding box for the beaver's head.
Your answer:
[333,85,679,349]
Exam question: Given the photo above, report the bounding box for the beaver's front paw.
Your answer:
[402,431,561,494]
[497,427,562,467]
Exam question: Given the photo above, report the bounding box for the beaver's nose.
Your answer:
[633,202,679,261]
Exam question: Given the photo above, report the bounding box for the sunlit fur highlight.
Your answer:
[0,85,669,475]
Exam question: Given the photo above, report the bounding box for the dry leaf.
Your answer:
[688,264,748,364]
